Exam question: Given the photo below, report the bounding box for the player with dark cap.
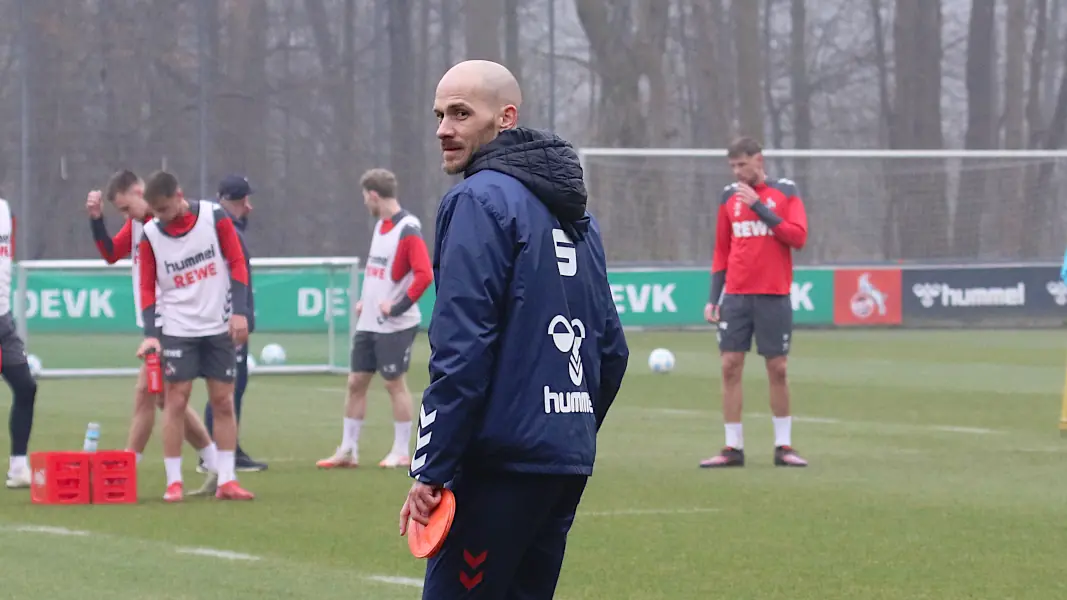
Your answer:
[199,175,266,476]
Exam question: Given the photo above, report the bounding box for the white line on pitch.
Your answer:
[10,525,89,536]
[364,575,424,588]
[580,507,720,517]
[175,547,261,561]
[635,407,1004,435]
[6,523,421,590]
[929,425,1000,435]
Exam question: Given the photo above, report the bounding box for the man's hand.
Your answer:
[86,190,103,219]
[399,481,443,536]
[355,300,363,316]
[704,302,720,324]
[229,314,249,345]
[379,300,393,319]
[735,182,760,207]
[137,337,161,358]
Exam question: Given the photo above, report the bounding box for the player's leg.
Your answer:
[124,365,157,465]
[201,333,253,500]
[2,321,36,489]
[505,476,589,600]
[754,294,807,467]
[377,327,418,468]
[421,472,563,599]
[232,343,266,471]
[317,332,375,468]
[700,293,753,468]
[161,336,198,502]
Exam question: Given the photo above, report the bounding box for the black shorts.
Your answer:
[0,313,27,369]
[161,333,236,382]
[350,327,417,380]
[717,294,793,357]
[422,471,588,599]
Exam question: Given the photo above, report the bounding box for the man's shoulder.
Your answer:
[720,183,738,205]
[442,174,520,222]
[767,177,800,198]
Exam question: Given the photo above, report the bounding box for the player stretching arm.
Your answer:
[701,137,809,469]
[135,171,253,502]
[317,168,433,470]
[1,197,39,490]
[86,171,220,486]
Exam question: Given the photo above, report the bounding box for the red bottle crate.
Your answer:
[29,451,91,505]
[90,450,138,504]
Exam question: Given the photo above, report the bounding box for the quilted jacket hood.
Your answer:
[464,127,589,237]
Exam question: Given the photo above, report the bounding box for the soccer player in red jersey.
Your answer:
[701,137,809,468]
[135,171,254,502]
[317,168,433,470]
[86,171,220,485]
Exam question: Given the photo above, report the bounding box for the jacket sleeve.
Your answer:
[596,293,628,430]
[409,190,514,486]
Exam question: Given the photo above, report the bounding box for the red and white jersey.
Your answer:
[142,202,231,337]
[0,200,12,316]
[129,218,163,328]
[358,211,422,333]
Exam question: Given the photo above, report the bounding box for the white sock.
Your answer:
[164,457,182,486]
[135,452,143,465]
[342,418,363,453]
[772,416,792,448]
[198,442,218,473]
[724,423,744,450]
[8,455,27,474]
[218,450,236,486]
[393,421,412,455]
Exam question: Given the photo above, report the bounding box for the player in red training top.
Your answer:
[87,170,220,492]
[135,171,253,502]
[701,137,809,469]
[317,168,433,470]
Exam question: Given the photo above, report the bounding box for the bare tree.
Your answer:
[733,0,764,140]
[465,0,501,61]
[891,0,948,259]
[955,0,996,258]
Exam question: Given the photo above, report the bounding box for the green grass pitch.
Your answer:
[2,328,1067,599]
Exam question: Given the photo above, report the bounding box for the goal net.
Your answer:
[577,148,1067,265]
[13,257,361,378]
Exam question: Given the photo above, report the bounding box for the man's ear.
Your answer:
[499,105,518,130]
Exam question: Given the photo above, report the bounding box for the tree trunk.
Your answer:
[892,0,948,259]
[733,0,764,140]
[389,0,424,231]
[504,0,521,83]
[790,0,812,255]
[1000,0,1026,256]
[464,0,501,62]
[955,0,996,258]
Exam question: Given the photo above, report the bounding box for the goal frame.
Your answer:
[13,256,361,379]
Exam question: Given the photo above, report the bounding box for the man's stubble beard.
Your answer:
[443,123,501,176]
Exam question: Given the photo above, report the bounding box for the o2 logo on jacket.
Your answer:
[548,315,585,386]
[552,229,577,277]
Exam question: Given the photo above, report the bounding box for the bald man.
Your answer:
[399,60,629,598]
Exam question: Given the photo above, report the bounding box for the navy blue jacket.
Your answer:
[410,128,629,486]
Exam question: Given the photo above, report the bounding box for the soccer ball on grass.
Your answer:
[648,348,675,374]
[260,343,287,366]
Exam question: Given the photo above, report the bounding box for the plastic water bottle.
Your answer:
[83,423,100,452]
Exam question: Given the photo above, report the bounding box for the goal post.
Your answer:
[13,256,361,379]
[576,147,1067,265]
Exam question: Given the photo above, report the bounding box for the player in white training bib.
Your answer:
[86,170,219,487]
[317,169,433,470]
[0,197,39,490]
[135,171,254,503]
